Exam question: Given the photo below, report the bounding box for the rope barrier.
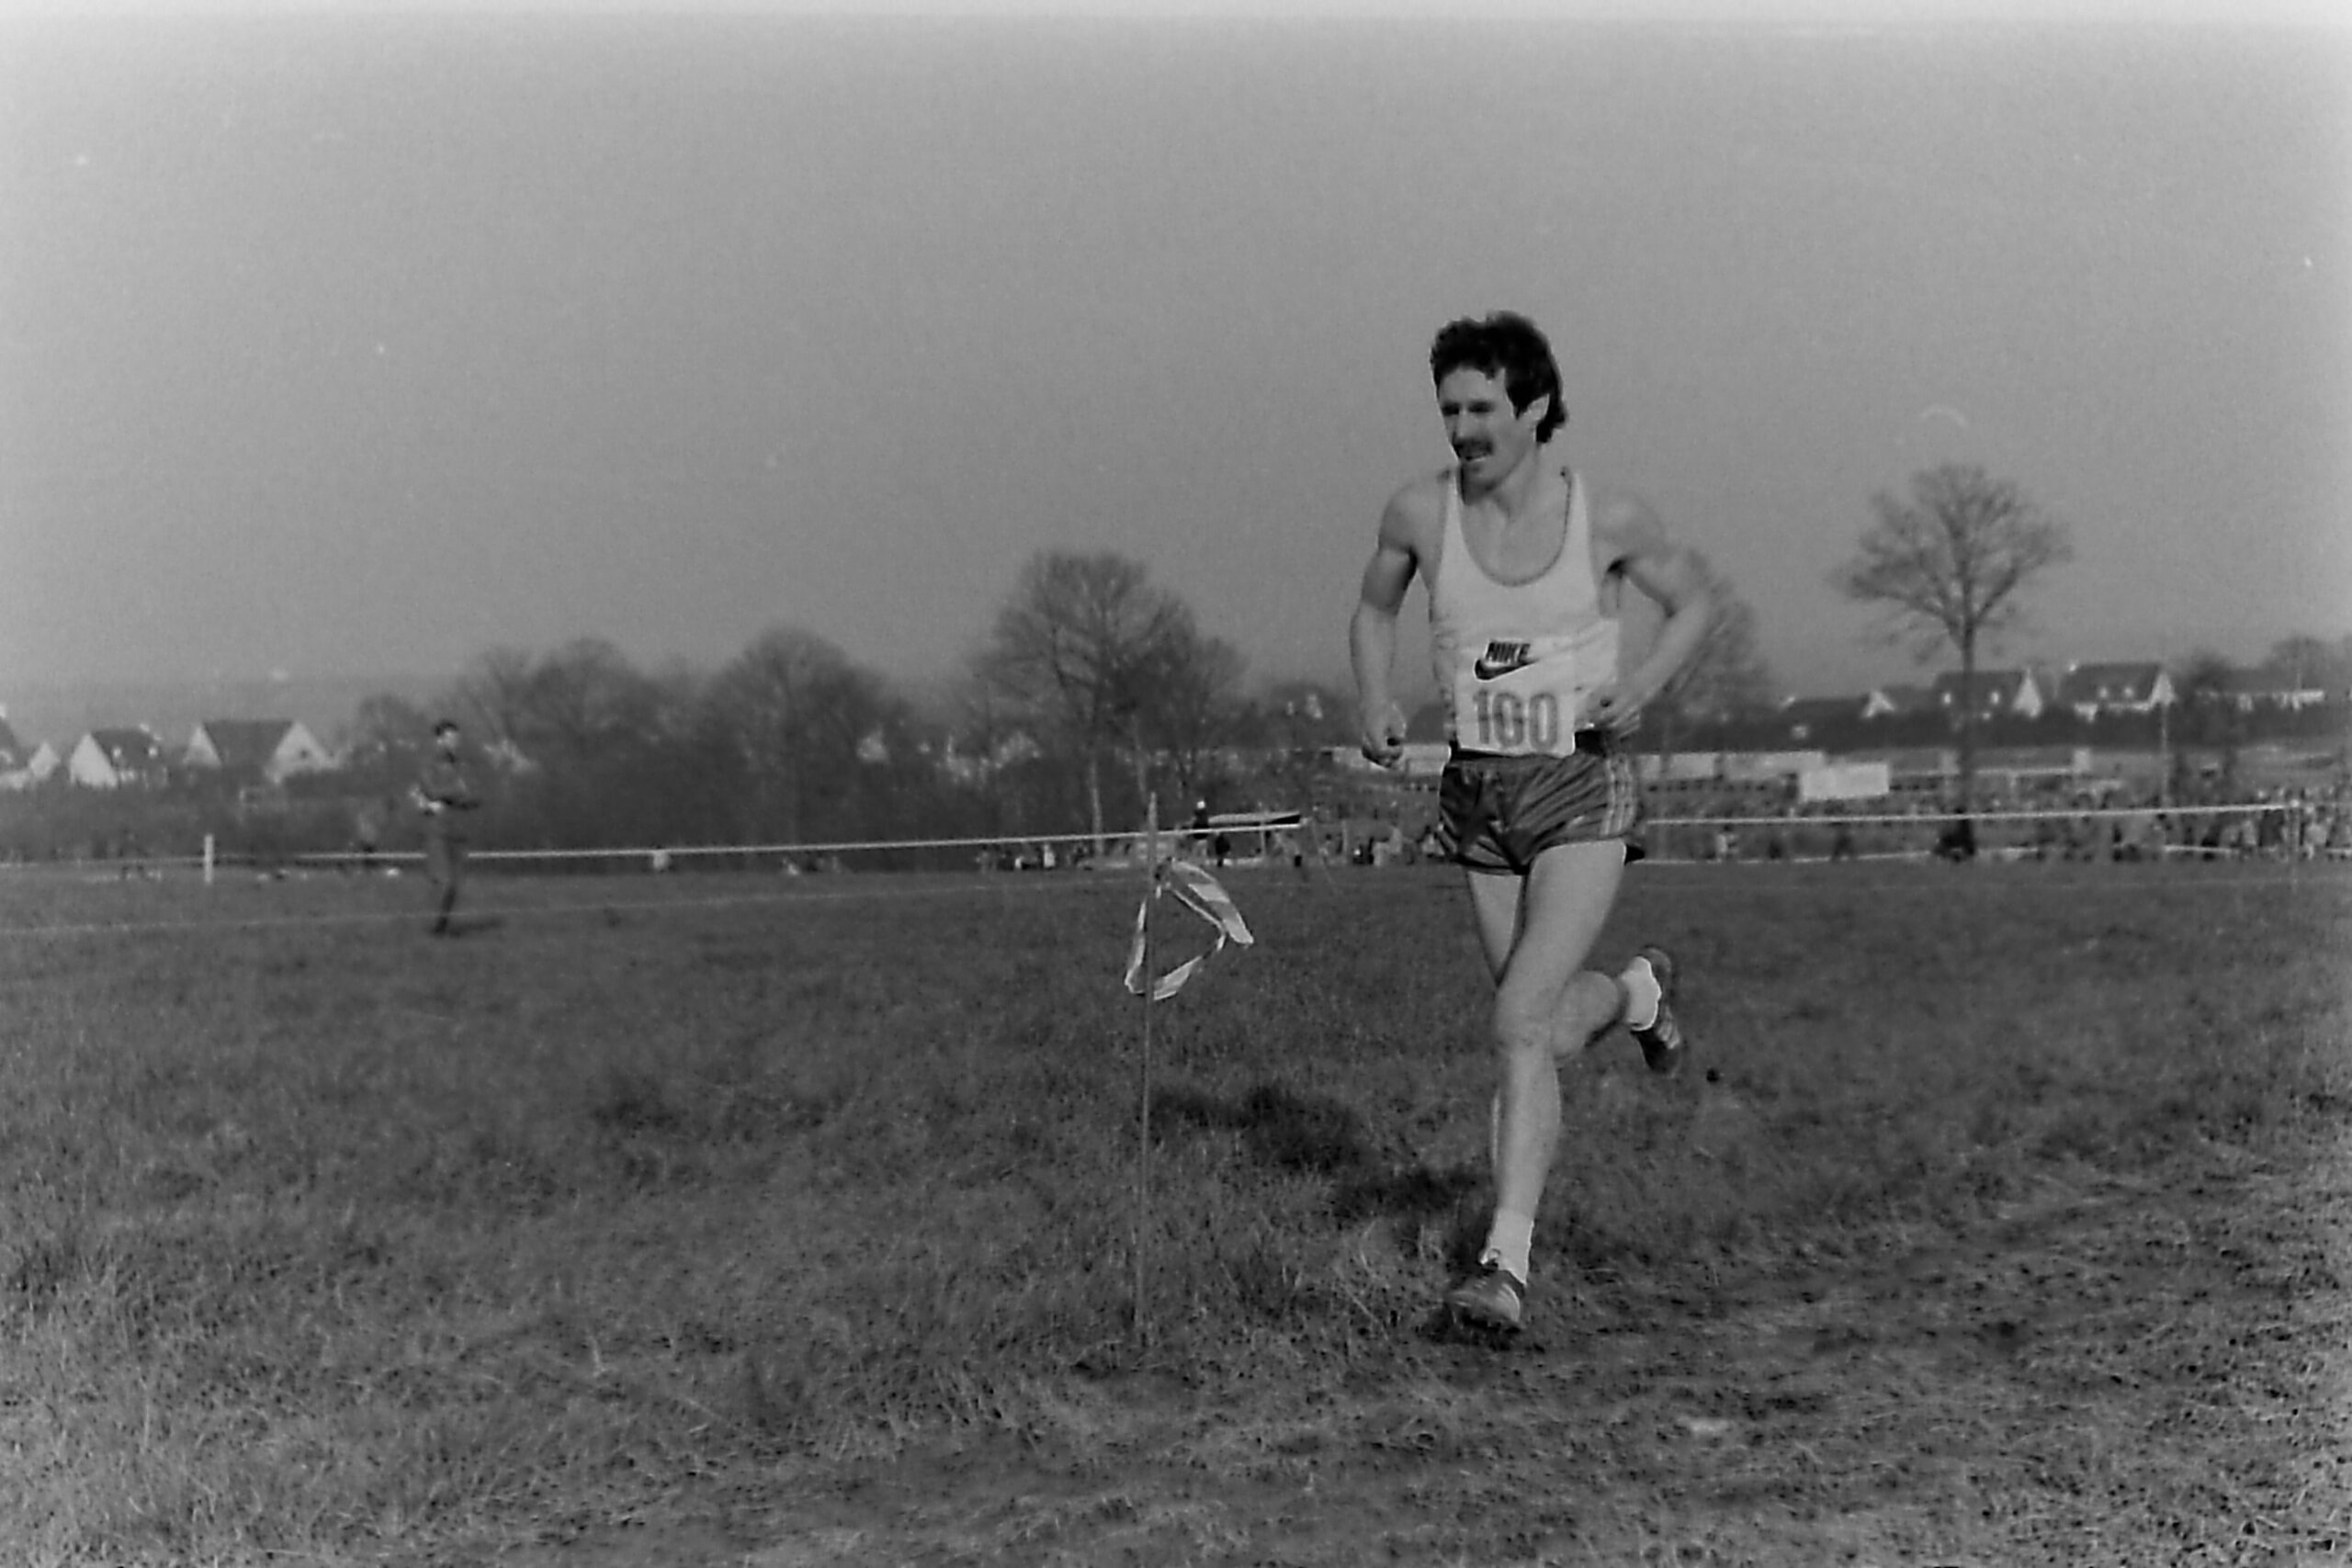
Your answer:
[0,865,1144,941]
[0,798,2322,877]
[0,849,2340,944]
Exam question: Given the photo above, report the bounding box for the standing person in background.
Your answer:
[1349,310,1713,1334]
[412,719,480,935]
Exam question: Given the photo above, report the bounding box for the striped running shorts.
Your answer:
[1435,734,1645,876]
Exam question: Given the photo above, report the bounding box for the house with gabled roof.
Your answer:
[0,711,54,790]
[1860,683,1937,721]
[2054,661,2175,721]
[184,718,335,783]
[1929,668,2048,722]
[68,727,167,788]
[1,739,60,791]
[2221,667,2328,713]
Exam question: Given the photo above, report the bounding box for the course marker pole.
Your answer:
[1133,794,1159,1341]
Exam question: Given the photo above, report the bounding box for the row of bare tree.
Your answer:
[329,458,2348,850]
[320,462,2352,846]
[329,551,1333,853]
[1832,462,2350,809]
[4,463,2334,866]
[317,538,1797,854]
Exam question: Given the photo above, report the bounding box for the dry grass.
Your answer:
[1,859,2346,1565]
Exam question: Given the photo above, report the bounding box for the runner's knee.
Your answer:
[1555,971,1621,1050]
[1492,972,1614,1060]
[1489,984,1586,1061]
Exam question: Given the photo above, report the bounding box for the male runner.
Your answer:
[1350,311,1713,1332]
[412,718,480,935]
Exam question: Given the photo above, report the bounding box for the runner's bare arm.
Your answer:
[1586,491,1713,733]
[1350,486,1430,766]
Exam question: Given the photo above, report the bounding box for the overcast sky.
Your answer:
[2,2,2346,707]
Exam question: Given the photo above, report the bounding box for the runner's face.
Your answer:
[1436,368,1546,486]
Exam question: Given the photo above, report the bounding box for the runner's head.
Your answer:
[1430,312,1566,442]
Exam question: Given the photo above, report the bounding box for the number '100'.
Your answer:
[1473,689,1562,750]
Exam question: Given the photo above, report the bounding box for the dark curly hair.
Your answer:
[1430,311,1566,441]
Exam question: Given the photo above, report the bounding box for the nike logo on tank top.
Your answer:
[1430,467,1621,756]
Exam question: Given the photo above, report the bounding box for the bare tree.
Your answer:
[1135,610,1250,806]
[2264,633,2350,693]
[974,550,1189,849]
[941,673,1044,834]
[448,646,537,751]
[708,626,891,845]
[338,693,435,786]
[1831,464,2071,816]
[2173,648,2245,797]
[514,637,665,765]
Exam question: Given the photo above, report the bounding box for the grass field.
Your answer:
[2,857,2347,1566]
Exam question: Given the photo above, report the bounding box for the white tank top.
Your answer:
[1429,467,1620,756]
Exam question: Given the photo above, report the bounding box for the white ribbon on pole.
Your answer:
[1124,859,1253,1002]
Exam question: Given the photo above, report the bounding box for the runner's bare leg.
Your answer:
[1463,840,1628,1261]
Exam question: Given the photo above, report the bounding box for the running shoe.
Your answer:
[1442,1260,1526,1333]
[1630,945,1686,1077]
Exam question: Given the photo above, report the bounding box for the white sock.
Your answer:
[1619,956,1661,1032]
[1481,1212,1533,1285]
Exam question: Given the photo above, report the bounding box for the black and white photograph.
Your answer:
[2,0,2346,1562]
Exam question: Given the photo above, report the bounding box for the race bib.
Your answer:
[1449,636,1589,756]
